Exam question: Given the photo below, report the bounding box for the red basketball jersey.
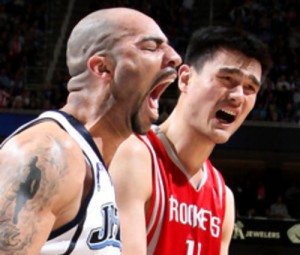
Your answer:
[137,127,226,255]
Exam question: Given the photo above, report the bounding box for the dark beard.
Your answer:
[130,92,151,135]
[131,111,147,135]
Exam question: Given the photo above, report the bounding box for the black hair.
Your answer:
[185,26,273,82]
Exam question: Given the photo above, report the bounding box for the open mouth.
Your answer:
[216,109,236,124]
[148,73,177,110]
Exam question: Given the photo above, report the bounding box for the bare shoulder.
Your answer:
[114,134,150,159]
[225,185,235,204]
[109,134,152,200]
[0,122,86,253]
[0,121,86,209]
[110,134,152,177]
[1,122,85,182]
[1,124,68,188]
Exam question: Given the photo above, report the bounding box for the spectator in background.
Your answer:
[293,86,300,122]
[251,101,268,121]
[276,73,293,91]
[266,102,282,122]
[285,180,300,219]
[268,195,291,219]
[0,66,12,89]
[282,101,297,123]
[11,93,23,109]
[0,85,10,108]
[254,180,267,216]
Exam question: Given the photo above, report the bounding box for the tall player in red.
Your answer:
[110,26,272,255]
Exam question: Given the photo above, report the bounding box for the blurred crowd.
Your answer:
[0,0,51,110]
[228,171,300,220]
[228,0,300,124]
[0,0,299,122]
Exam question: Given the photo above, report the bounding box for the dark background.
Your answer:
[1,0,300,254]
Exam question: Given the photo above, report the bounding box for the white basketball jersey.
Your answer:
[2,110,121,255]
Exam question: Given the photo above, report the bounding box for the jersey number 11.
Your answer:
[186,240,202,255]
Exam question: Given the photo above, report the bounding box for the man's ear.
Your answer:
[87,55,112,79]
[178,64,191,92]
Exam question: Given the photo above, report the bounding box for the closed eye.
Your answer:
[139,40,157,51]
[220,75,231,81]
[138,37,163,52]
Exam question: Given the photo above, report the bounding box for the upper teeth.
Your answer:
[221,109,235,116]
[160,78,175,85]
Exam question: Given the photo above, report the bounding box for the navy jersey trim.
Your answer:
[57,110,107,169]
[48,155,94,240]
[61,212,87,255]
[46,111,100,240]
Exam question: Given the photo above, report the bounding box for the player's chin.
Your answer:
[134,117,156,134]
[211,129,232,144]
[132,112,157,135]
[215,136,230,144]
[133,101,160,134]
[132,122,150,135]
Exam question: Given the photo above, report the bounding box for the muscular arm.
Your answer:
[0,126,84,255]
[109,135,152,255]
[220,186,235,255]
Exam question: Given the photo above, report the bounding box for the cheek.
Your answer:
[244,96,257,114]
[190,87,220,114]
[114,59,138,82]
[186,92,212,120]
[113,62,142,98]
[114,57,157,92]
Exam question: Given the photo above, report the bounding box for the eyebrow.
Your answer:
[219,67,261,87]
[138,36,165,45]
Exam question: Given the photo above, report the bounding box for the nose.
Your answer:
[229,85,244,105]
[164,45,182,68]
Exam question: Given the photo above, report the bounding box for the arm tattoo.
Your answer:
[0,156,42,253]
[0,220,32,254]
[13,156,41,224]
[0,137,68,253]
